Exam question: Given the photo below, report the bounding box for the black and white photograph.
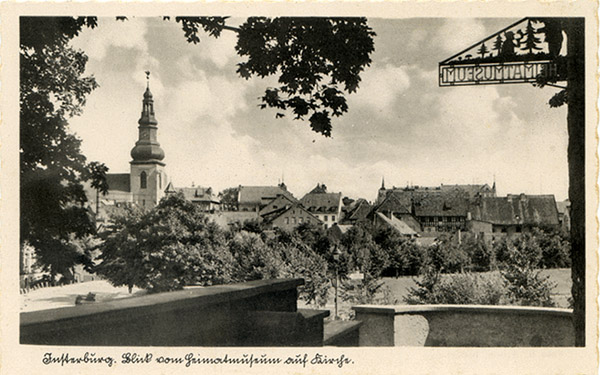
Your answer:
[2,2,598,374]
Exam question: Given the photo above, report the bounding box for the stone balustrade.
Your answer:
[352,304,574,347]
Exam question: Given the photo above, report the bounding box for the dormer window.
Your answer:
[140,171,147,189]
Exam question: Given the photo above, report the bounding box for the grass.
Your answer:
[300,268,573,320]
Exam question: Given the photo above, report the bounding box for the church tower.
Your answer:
[130,72,167,208]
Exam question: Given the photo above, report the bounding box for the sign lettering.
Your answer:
[439,61,557,86]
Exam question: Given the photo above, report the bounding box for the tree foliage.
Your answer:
[20,17,108,278]
[97,194,234,293]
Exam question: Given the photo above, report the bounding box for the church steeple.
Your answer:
[129,72,168,208]
[380,176,386,190]
[130,71,165,165]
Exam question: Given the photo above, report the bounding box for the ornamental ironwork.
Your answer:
[439,18,567,86]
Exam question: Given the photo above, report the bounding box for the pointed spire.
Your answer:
[131,72,164,164]
[139,71,157,126]
[380,176,386,190]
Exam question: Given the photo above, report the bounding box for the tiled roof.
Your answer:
[238,186,294,205]
[472,194,559,226]
[376,186,481,217]
[106,173,130,192]
[376,212,417,235]
[374,191,412,214]
[413,192,471,217]
[301,192,342,213]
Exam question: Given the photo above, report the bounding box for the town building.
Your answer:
[261,203,322,231]
[300,184,343,228]
[468,194,561,237]
[237,183,295,212]
[164,183,220,212]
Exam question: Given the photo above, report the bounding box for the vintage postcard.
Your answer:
[1,1,598,374]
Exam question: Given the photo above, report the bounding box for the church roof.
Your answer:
[105,173,130,192]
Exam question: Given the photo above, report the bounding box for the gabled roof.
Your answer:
[375,212,417,235]
[344,199,372,222]
[259,194,298,216]
[106,173,130,192]
[238,186,294,205]
[374,191,412,215]
[261,203,321,225]
[301,192,342,213]
[471,194,559,226]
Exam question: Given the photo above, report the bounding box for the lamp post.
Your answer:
[332,245,341,320]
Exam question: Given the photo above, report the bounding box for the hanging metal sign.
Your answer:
[439,18,567,87]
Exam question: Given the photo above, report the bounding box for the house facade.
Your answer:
[300,184,343,228]
[262,203,323,231]
[164,183,220,212]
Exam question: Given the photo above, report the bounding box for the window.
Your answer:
[291,218,296,224]
[285,217,289,225]
[332,215,336,222]
[140,171,147,189]
[324,216,328,221]
[299,218,303,223]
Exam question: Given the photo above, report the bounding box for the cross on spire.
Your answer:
[145,71,150,88]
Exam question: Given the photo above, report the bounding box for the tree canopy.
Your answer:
[20,17,106,278]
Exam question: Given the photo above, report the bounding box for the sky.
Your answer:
[68,17,569,202]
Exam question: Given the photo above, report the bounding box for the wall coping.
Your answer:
[352,304,573,317]
[21,278,304,327]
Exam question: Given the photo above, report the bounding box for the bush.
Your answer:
[404,271,507,305]
[405,233,557,307]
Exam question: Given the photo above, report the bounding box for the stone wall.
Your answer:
[21,279,330,346]
[353,304,574,347]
